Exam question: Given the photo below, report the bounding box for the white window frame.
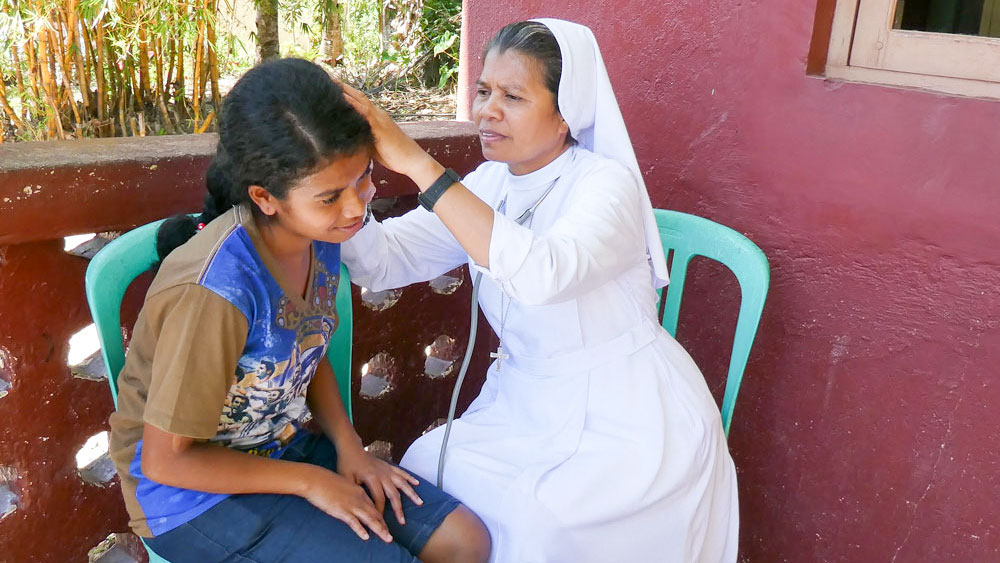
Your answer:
[827,0,1000,99]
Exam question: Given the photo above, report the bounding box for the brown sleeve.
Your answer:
[142,284,250,439]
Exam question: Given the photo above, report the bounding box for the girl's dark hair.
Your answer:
[485,21,562,111]
[484,21,574,144]
[156,58,374,260]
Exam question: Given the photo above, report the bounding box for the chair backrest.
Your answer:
[84,219,354,420]
[654,209,769,437]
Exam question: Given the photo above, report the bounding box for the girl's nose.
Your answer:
[342,183,366,219]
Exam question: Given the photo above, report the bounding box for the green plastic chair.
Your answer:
[654,209,769,438]
[84,217,354,562]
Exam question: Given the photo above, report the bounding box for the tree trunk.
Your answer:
[154,36,174,134]
[174,18,186,116]
[63,2,92,118]
[23,38,43,121]
[379,0,388,52]
[103,30,119,108]
[0,75,27,133]
[206,0,221,111]
[51,21,82,134]
[138,27,151,107]
[193,7,206,127]
[10,45,28,121]
[34,21,62,140]
[92,21,108,124]
[321,0,344,65]
[256,0,280,62]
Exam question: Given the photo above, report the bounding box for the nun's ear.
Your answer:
[558,116,570,138]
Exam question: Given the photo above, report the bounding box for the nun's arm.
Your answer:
[340,200,471,292]
[341,82,496,267]
[482,161,648,306]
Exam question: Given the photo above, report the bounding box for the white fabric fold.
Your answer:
[531,18,670,288]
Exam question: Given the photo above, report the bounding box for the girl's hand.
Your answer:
[300,465,394,543]
[336,444,424,526]
[340,82,440,183]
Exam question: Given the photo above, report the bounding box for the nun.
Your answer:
[341,18,739,563]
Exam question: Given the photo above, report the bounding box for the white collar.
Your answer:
[505,145,576,192]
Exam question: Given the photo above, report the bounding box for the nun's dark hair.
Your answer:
[485,22,562,106]
[484,21,573,143]
[156,58,374,261]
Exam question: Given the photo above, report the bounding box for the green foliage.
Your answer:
[343,0,382,68]
[0,0,459,141]
[421,0,461,89]
[335,0,460,90]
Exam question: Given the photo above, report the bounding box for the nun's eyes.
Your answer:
[476,88,489,96]
[505,94,522,101]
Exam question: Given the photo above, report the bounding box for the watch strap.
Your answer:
[418,168,461,212]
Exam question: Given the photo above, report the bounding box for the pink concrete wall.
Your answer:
[461,1,1000,561]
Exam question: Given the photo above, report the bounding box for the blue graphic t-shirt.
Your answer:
[113,205,343,536]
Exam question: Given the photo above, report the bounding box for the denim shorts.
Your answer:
[144,433,460,562]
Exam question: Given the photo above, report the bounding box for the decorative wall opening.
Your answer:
[87,532,144,563]
[422,418,448,435]
[0,347,12,399]
[364,440,394,462]
[359,352,397,399]
[360,286,404,311]
[64,232,119,259]
[429,273,463,295]
[76,431,116,486]
[0,466,19,522]
[67,323,107,381]
[424,335,458,379]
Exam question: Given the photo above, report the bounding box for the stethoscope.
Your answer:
[436,178,560,488]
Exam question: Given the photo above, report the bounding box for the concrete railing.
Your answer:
[0,122,493,562]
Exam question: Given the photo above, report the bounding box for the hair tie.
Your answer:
[197,222,206,231]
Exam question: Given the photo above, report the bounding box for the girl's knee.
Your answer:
[419,504,491,563]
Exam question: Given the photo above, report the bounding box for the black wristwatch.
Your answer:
[418,168,461,212]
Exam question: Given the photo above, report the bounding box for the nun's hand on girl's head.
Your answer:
[340,82,435,179]
[336,443,424,527]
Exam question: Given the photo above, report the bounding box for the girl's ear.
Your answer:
[248,185,278,216]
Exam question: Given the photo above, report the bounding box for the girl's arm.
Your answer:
[306,359,423,525]
[136,286,391,542]
[140,424,393,542]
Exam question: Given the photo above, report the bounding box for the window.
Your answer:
[827,0,1000,98]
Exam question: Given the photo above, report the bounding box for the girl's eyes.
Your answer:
[321,193,341,205]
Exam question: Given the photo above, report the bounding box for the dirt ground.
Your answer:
[370,87,458,121]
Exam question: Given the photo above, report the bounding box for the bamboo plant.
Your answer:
[0,0,221,140]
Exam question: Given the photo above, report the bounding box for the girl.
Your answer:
[108,58,490,563]
[342,20,739,563]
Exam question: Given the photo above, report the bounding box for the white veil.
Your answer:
[531,18,670,288]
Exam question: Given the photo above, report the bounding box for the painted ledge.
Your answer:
[0,121,481,246]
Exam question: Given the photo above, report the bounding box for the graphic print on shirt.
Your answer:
[216,258,340,457]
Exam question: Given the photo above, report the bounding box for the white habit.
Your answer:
[341,146,739,562]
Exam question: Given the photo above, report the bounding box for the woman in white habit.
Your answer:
[341,18,739,563]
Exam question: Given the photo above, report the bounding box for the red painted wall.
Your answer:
[461,1,1000,561]
[0,124,490,561]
